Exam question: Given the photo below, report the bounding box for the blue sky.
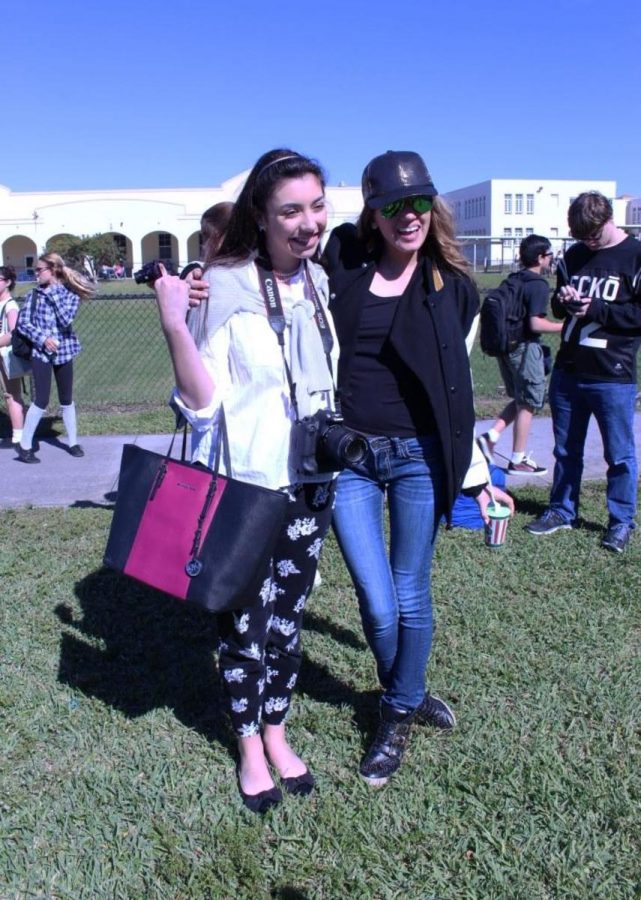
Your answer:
[5,0,640,196]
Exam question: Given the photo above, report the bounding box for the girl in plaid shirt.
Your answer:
[16,252,94,464]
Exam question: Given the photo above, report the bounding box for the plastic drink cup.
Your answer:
[485,502,510,549]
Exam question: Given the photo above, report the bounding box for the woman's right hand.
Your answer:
[153,264,191,332]
[152,263,214,411]
[44,336,59,353]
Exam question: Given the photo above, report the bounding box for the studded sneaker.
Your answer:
[414,693,456,729]
[359,705,414,787]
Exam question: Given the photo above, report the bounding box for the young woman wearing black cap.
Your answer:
[323,150,513,786]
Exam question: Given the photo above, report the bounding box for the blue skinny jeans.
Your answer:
[332,435,445,713]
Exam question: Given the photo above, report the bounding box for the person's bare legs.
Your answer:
[493,400,516,439]
[263,723,308,778]
[3,379,25,441]
[480,400,516,460]
[512,404,534,455]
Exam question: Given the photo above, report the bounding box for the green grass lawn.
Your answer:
[1,482,639,898]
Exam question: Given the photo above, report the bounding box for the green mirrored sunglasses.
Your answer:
[380,196,434,219]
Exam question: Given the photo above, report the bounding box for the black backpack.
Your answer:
[479,272,527,357]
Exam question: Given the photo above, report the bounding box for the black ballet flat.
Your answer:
[280,769,315,797]
[236,769,283,814]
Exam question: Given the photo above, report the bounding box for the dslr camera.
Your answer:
[133,260,177,285]
[293,409,369,476]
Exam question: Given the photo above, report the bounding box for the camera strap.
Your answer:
[255,259,335,419]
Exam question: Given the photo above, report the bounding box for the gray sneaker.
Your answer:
[601,524,632,554]
[525,509,572,535]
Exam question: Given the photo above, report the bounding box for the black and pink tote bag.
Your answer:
[104,439,288,613]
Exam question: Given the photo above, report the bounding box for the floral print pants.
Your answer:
[217,480,335,737]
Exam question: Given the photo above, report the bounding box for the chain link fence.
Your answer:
[15,293,175,414]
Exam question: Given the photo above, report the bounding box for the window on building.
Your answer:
[526,228,533,236]
[551,227,558,237]
[515,194,523,214]
[158,233,172,261]
[551,193,559,207]
[112,234,127,256]
[515,228,523,240]
[504,194,512,214]
[526,194,534,214]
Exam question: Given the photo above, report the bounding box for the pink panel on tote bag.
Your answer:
[124,461,228,599]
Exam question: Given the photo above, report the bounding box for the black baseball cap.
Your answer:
[362,150,438,209]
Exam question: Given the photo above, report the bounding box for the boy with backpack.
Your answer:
[478,235,562,475]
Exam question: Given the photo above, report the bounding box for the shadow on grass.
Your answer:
[57,566,235,754]
[270,888,312,900]
[303,609,367,652]
[57,567,376,755]
[296,653,379,748]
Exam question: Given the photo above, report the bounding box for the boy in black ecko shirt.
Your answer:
[526,192,641,553]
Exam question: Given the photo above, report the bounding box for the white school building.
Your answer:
[440,178,635,268]
[0,174,363,279]
[1,173,638,277]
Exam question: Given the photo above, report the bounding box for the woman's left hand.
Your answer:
[187,276,209,309]
[474,484,515,523]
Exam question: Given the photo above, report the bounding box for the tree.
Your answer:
[46,233,121,280]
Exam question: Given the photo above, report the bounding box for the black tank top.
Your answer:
[341,290,436,437]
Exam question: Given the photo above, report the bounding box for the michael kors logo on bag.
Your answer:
[176,481,197,491]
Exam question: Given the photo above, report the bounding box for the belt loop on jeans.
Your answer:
[390,437,404,457]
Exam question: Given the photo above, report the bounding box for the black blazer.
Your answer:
[324,223,480,519]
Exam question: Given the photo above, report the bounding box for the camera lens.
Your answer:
[339,433,368,465]
[320,422,368,469]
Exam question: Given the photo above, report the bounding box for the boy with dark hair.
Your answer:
[526,192,641,552]
[478,234,562,475]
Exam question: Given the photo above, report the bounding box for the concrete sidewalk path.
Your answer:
[1,433,178,510]
[2,415,641,510]
[477,413,641,488]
